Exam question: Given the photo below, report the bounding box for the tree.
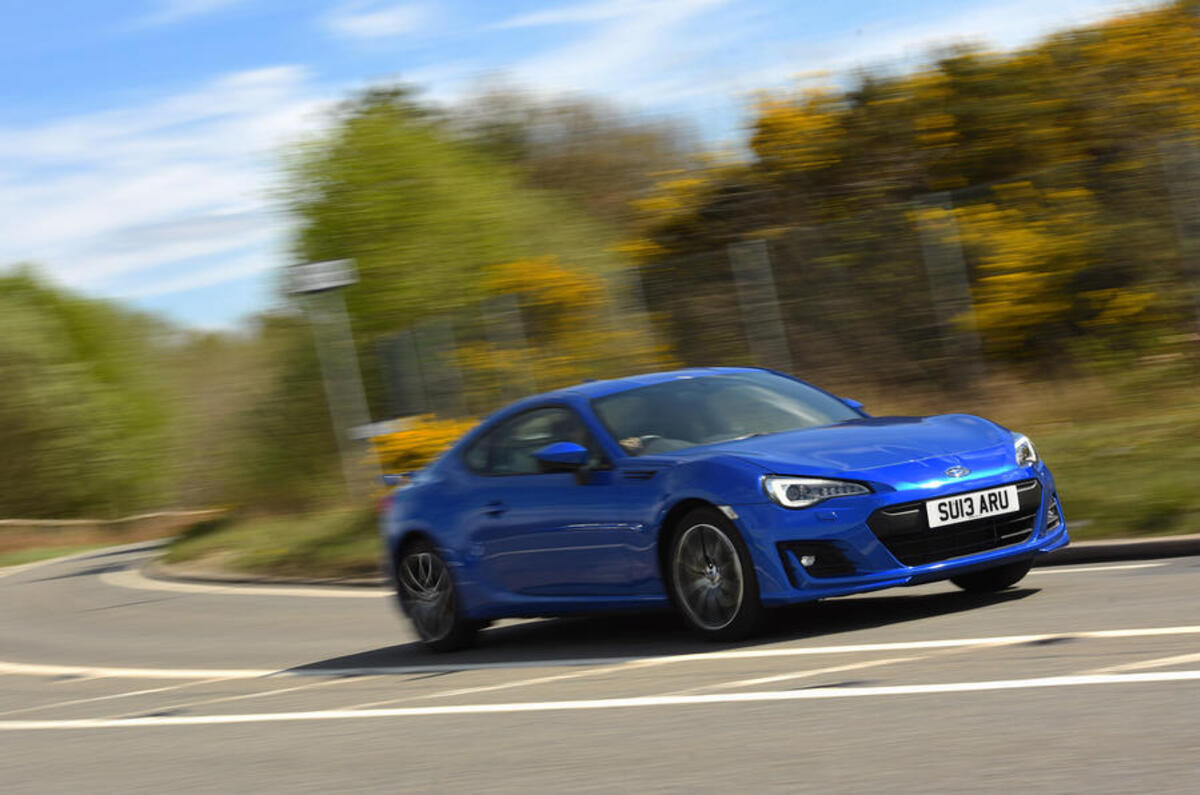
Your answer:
[282,87,668,418]
[0,269,174,517]
[454,87,697,229]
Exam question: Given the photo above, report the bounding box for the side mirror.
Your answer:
[840,397,865,413]
[533,441,589,472]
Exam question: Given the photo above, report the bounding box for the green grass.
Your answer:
[1034,407,1200,538]
[163,508,381,578]
[0,543,107,568]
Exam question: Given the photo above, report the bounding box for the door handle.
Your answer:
[484,500,507,517]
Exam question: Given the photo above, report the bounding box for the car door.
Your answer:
[463,404,659,597]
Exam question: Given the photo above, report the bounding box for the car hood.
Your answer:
[691,414,1012,474]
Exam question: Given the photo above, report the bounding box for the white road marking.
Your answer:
[110,675,376,718]
[5,624,1200,680]
[0,678,229,718]
[1029,562,1169,575]
[1087,651,1200,674]
[99,568,385,599]
[5,670,1200,730]
[664,654,925,696]
[0,661,276,680]
[343,658,673,710]
[669,640,1005,695]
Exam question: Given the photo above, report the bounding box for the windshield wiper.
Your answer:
[725,432,767,442]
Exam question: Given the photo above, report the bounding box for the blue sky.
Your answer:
[0,0,1151,328]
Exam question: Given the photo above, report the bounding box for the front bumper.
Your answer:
[729,467,1069,606]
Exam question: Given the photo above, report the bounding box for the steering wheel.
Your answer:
[619,434,664,454]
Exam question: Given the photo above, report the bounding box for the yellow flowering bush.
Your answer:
[454,255,673,406]
[372,415,478,473]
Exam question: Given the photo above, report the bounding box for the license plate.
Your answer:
[926,484,1020,528]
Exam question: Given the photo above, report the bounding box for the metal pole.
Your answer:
[1159,137,1200,339]
[305,290,379,497]
[729,239,793,373]
[914,192,986,384]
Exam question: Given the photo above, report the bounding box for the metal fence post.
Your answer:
[728,239,793,373]
[484,293,538,402]
[914,192,986,384]
[1159,137,1200,339]
[413,316,468,418]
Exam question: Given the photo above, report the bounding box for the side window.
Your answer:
[463,429,491,472]
[464,407,604,475]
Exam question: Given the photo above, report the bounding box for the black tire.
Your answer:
[394,539,478,652]
[950,559,1033,593]
[666,507,765,641]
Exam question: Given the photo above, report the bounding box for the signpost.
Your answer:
[287,259,379,497]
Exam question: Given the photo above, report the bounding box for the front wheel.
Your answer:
[395,540,478,652]
[668,508,765,641]
[950,559,1033,593]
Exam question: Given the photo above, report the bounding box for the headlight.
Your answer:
[763,476,871,509]
[1014,434,1038,467]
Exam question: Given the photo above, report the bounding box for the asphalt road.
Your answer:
[2,543,1199,793]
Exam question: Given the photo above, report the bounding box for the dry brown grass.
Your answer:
[0,510,223,556]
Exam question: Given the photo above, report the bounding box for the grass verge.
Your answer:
[0,544,108,568]
[163,508,380,578]
[0,511,223,568]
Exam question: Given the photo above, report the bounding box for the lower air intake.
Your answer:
[866,479,1042,567]
[778,541,856,582]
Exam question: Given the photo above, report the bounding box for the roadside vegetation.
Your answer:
[162,508,379,578]
[0,512,222,569]
[3,2,1199,574]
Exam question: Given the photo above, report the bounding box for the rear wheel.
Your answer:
[667,508,765,641]
[395,539,477,652]
[950,559,1033,593]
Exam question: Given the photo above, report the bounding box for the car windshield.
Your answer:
[592,371,861,456]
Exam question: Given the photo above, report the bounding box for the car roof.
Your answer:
[543,366,768,401]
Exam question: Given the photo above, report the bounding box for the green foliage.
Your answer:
[282,87,632,339]
[227,313,343,512]
[454,87,696,228]
[281,87,670,419]
[0,269,173,518]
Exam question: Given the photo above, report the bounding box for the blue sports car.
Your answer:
[381,367,1068,650]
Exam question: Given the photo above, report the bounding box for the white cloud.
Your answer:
[324,1,428,39]
[492,0,1157,129]
[0,66,336,310]
[128,0,247,29]
[115,248,279,300]
[494,0,644,29]
[774,0,1157,81]
[505,0,733,99]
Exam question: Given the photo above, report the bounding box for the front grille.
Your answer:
[867,480,1042,567]
[777,541,856,581]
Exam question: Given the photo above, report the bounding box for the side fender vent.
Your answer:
[622,470,659,480]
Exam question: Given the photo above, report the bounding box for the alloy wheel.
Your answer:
[398,550,456,642]
[672,523,745,631]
